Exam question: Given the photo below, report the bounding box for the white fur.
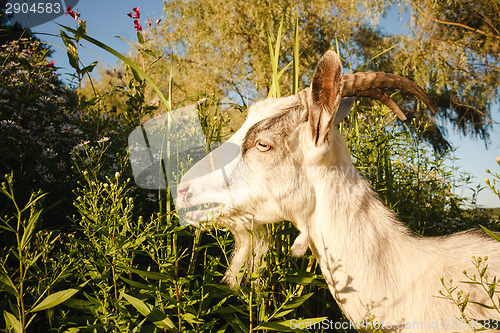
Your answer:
[176,64,500,332]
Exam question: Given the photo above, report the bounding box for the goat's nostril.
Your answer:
[177,183,190,196]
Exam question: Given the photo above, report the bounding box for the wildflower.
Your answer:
[146,193,157,202]
[134,19,143,32]
[65,6,80,19]
[127,7,142,31]
[43,174,55,183]
[133,7,140,19]
[127,7,140,19]
[42,148,58,158]
[40,96,51,103]
[72,128,83,135]
[61,123,72,133]
[16,69,28,76]
[1,120,15,128]
[46,60,55,69]
[97,136,110,143]
[156,19,161,25]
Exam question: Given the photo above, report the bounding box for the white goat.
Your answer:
[176,51,500,332]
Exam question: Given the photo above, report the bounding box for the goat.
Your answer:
[175,50,500,331]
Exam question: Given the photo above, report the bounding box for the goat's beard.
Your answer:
[221,215,269,290]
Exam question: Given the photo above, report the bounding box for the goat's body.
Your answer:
[176,51,500,332]
[302,130,500,331]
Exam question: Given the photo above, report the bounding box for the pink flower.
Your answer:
[65,6,80,19]
[156,19,161,25]
[127,7,140,19]
[133,7,140,19]
[134,20,143,32]
[128,7,143,31]
[46,60,55,68]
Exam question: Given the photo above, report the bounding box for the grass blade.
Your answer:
[481,225,500,242]
[293,11,299,94]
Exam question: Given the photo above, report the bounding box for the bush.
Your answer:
[0,38,127,227]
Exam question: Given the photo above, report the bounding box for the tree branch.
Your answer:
[408,0,500,41]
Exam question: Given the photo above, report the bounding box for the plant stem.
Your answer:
[173,232,182,332]
[249,215,255,333]
[15,196,26,332]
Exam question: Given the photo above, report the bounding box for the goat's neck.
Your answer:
[303,159,417,321]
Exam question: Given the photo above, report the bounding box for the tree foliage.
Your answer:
[392,0,499,148]
[131,0,498,150]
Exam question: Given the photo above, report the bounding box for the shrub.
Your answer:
[0,38,127,227]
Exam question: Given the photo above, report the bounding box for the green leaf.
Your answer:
[63,298,96,311]
[460,293,469,312]
[470,301,497,309]
[182,312,203,325]
[30,284,84,312]
[0,273,18,297]
[66,44,80,71]
[19,209,42,251]
[60,30,76,49]
[488,278,496,298]
[480,265,488,278]
[143,49,157,58]
[272,308,294,319]
[80,61,98,75]
[281,292,314,310]
[119,276,156,291]
[137,31,145,44]
[3,311,22,333]
[130,67,143,83]
[127,267,171,280]
[75,21,87,40]
[122,292,174,329]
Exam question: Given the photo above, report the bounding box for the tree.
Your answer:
[390,0,499,148]
[92,0,498,150]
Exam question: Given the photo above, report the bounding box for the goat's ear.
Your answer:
[309,50,344,145]
[333,98,354,126]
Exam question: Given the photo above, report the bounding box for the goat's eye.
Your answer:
[256,141,272,152]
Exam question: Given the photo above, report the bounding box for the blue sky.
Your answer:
[27,1,500,208]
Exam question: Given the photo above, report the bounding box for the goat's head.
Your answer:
[175,50,433,287]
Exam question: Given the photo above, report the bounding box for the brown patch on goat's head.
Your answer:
[242,102,304,157]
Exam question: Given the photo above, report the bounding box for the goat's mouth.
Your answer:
[178,203,224,226]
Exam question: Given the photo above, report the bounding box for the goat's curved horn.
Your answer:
[342,72,436,120]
